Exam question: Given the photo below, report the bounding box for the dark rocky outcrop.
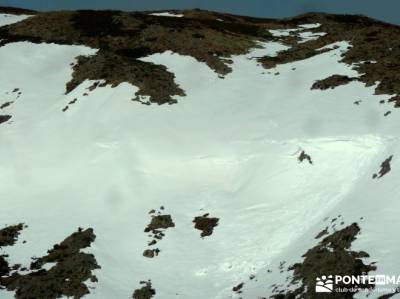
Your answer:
[143,210,175,258]
[2,10,400,105]
[373,155,393,179]
[0,115,12,124]
[0,9,272,104]
[0,228,100,299]
[260,13,400,104]
[193,214,219,237]
[144,214,175,233]
[132,280,156,299]
[0,224,25,277]
[271,223,376,298]
[311,75,357,90]
[298,151,313,165]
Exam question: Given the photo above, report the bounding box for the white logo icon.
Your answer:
[316,275,334,293]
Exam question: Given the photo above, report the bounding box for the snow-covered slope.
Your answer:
[0,13,30,27]
[1,12,400,299]
[149,12,184,18]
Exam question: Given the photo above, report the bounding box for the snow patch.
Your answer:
[0,13,31,27]
[298,31,327,43]
[269,28,299,37]
[298,23,321,29]
[150,12,184,18]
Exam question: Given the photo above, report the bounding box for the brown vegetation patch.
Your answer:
[2,10,400,105]
[0,9,274,104]
[271,223,376,298]
[0,227,100,299]
[132,280,156,299]
[193,213,219,237]
[311,74,357,90]
[259,46,331,69]
[143,209,175,258]
[261,13,400,102]
[0,224,25,278]
[67,50,185,104]
[0,223,24,247]
[144,214,175,233]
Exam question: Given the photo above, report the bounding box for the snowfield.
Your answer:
[0,13,30,27]
[1,14,400,299]
[149,12,184,18]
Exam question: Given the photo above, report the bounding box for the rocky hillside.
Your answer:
[1,6,400,299]
[1,8,399,105]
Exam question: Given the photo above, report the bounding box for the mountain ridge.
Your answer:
[1,8,399,106]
